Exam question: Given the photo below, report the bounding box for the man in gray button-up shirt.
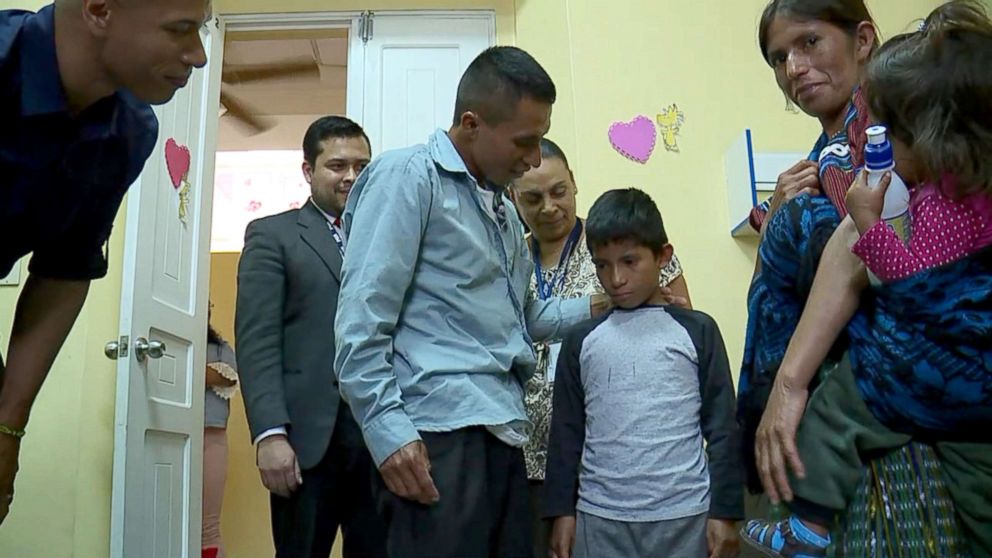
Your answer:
[334,46,607,557]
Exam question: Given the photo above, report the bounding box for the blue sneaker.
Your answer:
[740,516,830,558]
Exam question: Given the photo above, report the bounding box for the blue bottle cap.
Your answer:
[864,125,893,171]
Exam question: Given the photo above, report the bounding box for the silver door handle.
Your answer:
[104,336,130,360]
[134,338,166,361]
[104,341,120,360]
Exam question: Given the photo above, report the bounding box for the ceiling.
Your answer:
[217,29,349,151]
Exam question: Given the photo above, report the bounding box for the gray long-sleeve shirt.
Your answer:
[544,305,745,522]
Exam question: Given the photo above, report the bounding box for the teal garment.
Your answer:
[334,129,591,466]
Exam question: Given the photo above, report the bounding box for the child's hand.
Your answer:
[706,519,740,558]
[550,515,577,558]
[846,170,890,235]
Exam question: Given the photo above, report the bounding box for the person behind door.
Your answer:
[334,46,611,558]
[0,0,210,526]
[235,116,384,558]
[203,304,238,558]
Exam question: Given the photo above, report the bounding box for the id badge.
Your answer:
[546,342,563,383]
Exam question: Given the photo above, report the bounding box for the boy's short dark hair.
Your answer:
[452,46,556,126]
[302,115,371,167]
[585,188,669,254]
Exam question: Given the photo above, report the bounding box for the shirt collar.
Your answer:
[428,132,515,232]
[18,5,69,117]
[310,198,342,227]
[428,129,502,192]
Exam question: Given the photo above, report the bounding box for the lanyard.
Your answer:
[533,218,582,300]
[327,222,346,257]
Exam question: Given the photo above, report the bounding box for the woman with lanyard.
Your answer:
[509,138,690,558]
[739,0,967,554]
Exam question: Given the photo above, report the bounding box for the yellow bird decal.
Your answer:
[656,104,685,153]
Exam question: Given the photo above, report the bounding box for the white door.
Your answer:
[358,12,494,154]
[109,19,225,558]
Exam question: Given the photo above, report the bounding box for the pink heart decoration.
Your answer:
[165,138,191,189]
[608,116,657,164]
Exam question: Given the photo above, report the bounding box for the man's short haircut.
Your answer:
[585,188,669,254]
[302,115,370,167]
[452,46,556,126]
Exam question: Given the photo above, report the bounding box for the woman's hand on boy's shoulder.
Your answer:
[658,286,689,309]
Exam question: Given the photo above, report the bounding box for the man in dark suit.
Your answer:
[235,116,384,558]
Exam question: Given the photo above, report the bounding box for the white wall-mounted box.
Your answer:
[725,129,807,237]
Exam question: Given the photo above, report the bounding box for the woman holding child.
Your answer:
[740,0,989,556]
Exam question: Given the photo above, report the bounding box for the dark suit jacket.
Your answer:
[235,201,344,470]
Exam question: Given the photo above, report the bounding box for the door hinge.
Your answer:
[360,11,375,43]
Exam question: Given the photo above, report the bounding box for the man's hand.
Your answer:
[706,518,740,558]
[379,440,439,505]
[0,435,20,526]
[550,515,577,558]
[256,435,301,498]
[589,293,613,318]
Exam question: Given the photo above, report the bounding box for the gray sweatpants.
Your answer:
[574,510,707,558]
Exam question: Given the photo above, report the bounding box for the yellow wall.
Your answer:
[0,248,122,558]
[0,1,945,557]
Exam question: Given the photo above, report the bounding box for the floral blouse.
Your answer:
[523,231,683,480]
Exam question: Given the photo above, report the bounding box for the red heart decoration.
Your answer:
[165,138,191,189]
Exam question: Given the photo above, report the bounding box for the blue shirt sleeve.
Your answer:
[333,154,433,467]
[517,234,591,342]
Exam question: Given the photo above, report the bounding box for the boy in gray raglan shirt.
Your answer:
[543,188,744,558]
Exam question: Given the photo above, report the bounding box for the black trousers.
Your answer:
[373,427,533,558]
[270,404,387,558]
[528,480,553,558]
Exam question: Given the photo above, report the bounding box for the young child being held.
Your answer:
[542,188,744,558]
[743,1,992,556]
